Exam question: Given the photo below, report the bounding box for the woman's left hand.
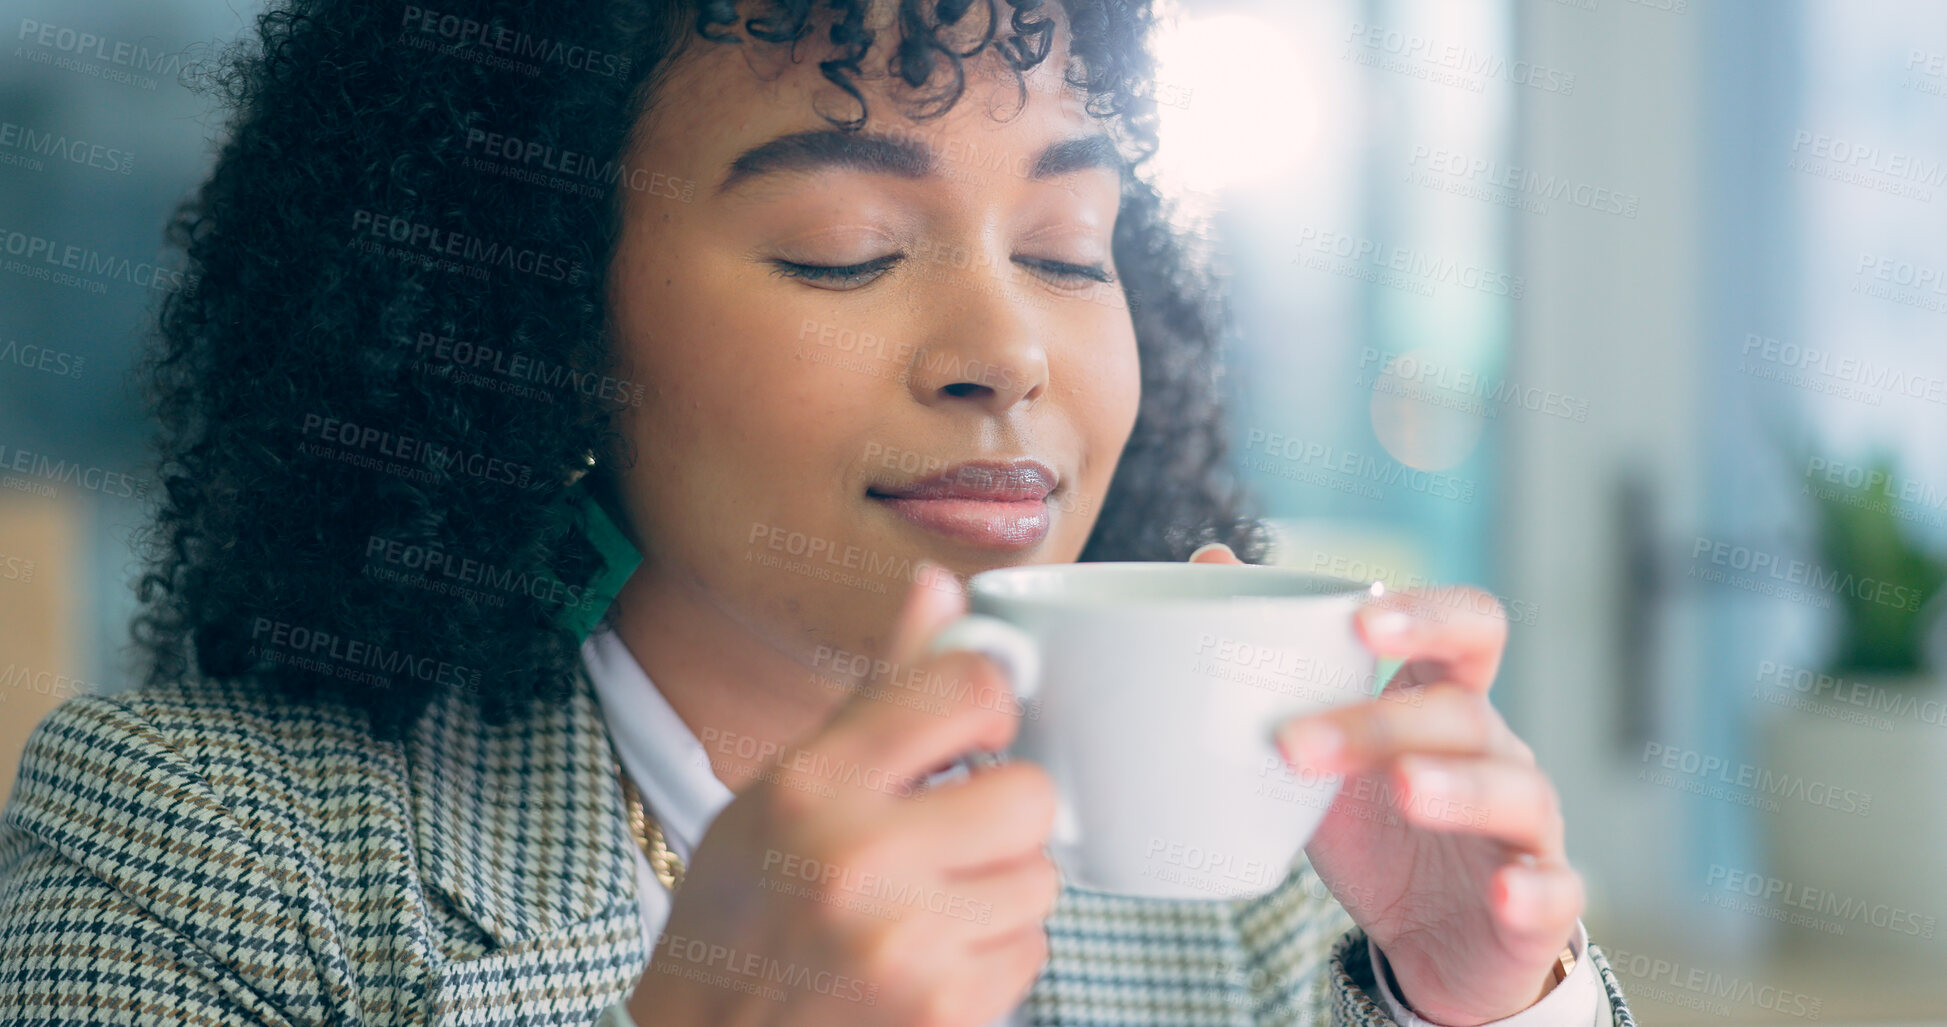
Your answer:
[1190,544,1581,1026]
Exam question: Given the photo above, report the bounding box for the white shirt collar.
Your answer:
[581,626,734,861]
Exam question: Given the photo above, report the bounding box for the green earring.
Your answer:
[551,458,643,643]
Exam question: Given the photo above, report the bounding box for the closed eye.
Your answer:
[768,253,902,290]
[1016,257,1116,287]
[767,253,1118,292]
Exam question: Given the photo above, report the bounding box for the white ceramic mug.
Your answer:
[929,561,1383,900]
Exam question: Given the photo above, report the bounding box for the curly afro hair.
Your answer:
[134,0,1273,740]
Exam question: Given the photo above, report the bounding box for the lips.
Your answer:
[874,461,1056,502]
[869,460,1057,550]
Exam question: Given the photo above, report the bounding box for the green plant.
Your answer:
[1805,453,1947,679]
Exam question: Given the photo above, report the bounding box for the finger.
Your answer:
[1276,684,1501,775]
[883,560,968,673]
[904,761,1058,872]
[1356,586,1509,692]
[1493,860,1585,950]
[938,849,1061,943]
[816,561,1021,779]
[817,647,1024,784]
[967,918,1052,964]
[961,922,1050,1022]
[1391,754,1565,856]
[1188,542,1243,564]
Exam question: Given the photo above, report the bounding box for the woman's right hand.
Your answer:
[624,562,1059,1027]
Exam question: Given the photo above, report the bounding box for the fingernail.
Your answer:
[1279,721,1341,768]
[1404,760,1454,801]
[908,563,960,626]
[910,560,937,601]
[1188,542,1234,562]
[1500,866,1544,921]
[1361,608,1414,642]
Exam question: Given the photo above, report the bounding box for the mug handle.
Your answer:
[925,615,1080,848]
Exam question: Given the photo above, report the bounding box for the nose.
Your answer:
[903,271,1049,415]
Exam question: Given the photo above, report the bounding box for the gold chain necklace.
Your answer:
[617,765,686,892]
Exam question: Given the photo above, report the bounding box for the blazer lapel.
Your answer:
[408,669,644,952]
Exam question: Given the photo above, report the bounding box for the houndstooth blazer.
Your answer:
[0,668,1636,1026]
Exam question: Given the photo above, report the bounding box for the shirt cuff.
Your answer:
[1368,920,1610,1026]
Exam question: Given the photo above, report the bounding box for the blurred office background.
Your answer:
[3,0,1945,1021]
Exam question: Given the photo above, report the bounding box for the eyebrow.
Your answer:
[716,129,1124,194]
[1029,134,1123,179]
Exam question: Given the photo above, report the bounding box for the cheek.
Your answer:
[613,249,847,546]
[1073,323,1143,463]
[1107,332,1143,438]
[1045,323,1139,553]
[643,310,929,598]
[640,349,844,538]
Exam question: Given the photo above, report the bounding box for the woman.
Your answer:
[0,1,1634,1024]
